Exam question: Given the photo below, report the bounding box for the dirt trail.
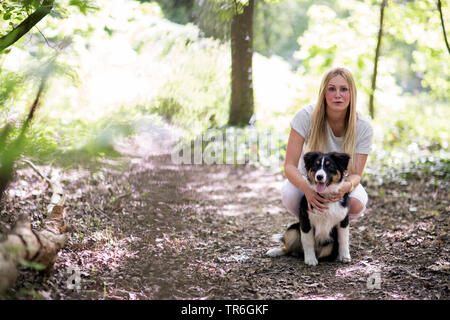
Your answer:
[1,130,449,300]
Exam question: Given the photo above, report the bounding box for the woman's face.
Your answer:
[325,75,351,112]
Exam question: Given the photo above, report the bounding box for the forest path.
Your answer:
[2,128,449,300]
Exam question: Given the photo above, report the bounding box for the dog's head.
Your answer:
[303,151,350,193]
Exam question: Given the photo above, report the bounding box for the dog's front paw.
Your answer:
[338,254,351,263]
[304,254,318,266]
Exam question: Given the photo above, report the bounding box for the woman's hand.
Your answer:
[304,188,332,213]
[329,155,366,202]
[329,181,352,202]
[284,129,331,213]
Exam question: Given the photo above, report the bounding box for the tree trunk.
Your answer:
[0,0,55,52]
[229,0,255,127]
[0,169,68,294]
[369,0,387,119]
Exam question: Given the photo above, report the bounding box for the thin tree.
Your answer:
[437,0,450,54]
[229,0,255,126]
[369,0,387,119]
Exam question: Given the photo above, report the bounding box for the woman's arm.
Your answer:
[347,153,368,189]
[284,129,306,189]
[284,129,330,211]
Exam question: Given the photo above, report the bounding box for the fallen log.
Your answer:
[0,165,68,294]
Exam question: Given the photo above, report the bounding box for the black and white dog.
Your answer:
[267,152,352,266]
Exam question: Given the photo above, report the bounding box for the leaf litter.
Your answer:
[0,142,448,300]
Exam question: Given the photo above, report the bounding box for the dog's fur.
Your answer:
[267,152,352,266]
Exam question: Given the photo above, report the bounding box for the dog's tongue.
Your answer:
[316,183,327,193]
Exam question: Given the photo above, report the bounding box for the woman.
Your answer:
[282,67,373,220]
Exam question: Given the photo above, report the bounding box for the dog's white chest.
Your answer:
[309,202,348,243]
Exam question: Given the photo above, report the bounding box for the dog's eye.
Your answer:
[325,161,330,166]
[316,160,320,166]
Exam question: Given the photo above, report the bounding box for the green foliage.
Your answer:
[0,0,231,164]
[18,258,46,271]
[0,0,98,21]
[24,104,139,163]
[150,0,449,105]
[14,288,44,299]
[374,94,449,150]
[151,0,284,44]
[151,97,183,122]
[148,0,195,25]
[295,0,449,110]
[386,0,449,101]
[135,18,231,136]
[0,1,35,33]
[0,1,98,56]
[0,0,97,175]
[191,0,232,40]
[295,1,379,100]
[68,0,98,15]
[0,71,23,107]
[147,0,233,40]
[366,151,449,186]
[253,0,316,66]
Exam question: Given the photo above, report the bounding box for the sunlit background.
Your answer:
[0,0,448,182]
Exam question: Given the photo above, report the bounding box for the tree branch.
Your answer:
[0,168,67,294]
[0,0,55,52]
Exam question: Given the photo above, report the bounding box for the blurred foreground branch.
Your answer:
[0,168,67,294]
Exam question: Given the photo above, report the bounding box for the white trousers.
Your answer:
[281,179,368,220]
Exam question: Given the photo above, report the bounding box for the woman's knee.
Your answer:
[281,180,303,217]
[349,198,364,215]
[348,184,368,219]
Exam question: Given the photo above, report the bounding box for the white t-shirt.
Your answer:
[290,104,373,175]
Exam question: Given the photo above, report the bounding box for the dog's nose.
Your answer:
[316,174,324,181]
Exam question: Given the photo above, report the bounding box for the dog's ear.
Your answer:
[303,151,322,170]
[329,152,350,172]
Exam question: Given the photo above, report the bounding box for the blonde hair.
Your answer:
[306,67,358,172]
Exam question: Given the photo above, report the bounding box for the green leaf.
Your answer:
[18,258,46,271]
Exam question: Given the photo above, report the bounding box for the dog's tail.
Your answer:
[266,248,285,257]
[270,233,285,244]
[266,233,286,257]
